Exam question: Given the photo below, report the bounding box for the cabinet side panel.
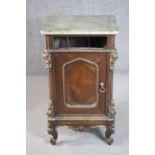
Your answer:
[45,36,57,116]
[106,36,115,115]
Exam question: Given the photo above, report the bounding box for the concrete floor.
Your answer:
[26,72,128,155]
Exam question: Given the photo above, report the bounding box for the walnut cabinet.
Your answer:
[41,16,118,145]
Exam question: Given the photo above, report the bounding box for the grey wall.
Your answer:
[27,0,128,75]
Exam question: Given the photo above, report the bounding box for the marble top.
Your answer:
[40,15,118,35]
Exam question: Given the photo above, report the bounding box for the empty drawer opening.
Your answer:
[54,36,107,48]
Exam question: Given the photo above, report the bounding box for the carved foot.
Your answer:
[105,124,115,145]
[48,125,58,145]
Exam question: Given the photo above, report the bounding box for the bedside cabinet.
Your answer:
[41,16,119,145]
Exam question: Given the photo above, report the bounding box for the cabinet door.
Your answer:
[54,52,107,114]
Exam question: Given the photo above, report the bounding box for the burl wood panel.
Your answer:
[54,52,107,114]
[64,59,97,105]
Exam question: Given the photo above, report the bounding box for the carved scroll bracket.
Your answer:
[110,52,118,70]
[108,99,116,118]
[47,99,55,116]
[42,49,52,71]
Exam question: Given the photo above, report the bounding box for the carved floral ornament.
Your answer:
[110,52,118,70]
[42,49,52,70]
[47,99,55,116]
[68,125,90,132]
[108,99,116,118]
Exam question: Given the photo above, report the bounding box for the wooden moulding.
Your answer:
[48,119,114,126]
[43,48,117,53]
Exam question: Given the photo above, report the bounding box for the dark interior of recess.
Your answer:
[53,36,107,48]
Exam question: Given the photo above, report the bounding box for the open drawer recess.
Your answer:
[53,36,107,48]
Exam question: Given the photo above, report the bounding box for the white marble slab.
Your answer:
[40,15,119,35]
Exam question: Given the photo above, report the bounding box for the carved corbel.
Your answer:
[47,99,55,116]
[42,49,52,71]
[110,52,118,70]
[108,99,116,118]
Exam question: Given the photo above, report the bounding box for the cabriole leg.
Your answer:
[105,123,115,145]
[48,123,58,145]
